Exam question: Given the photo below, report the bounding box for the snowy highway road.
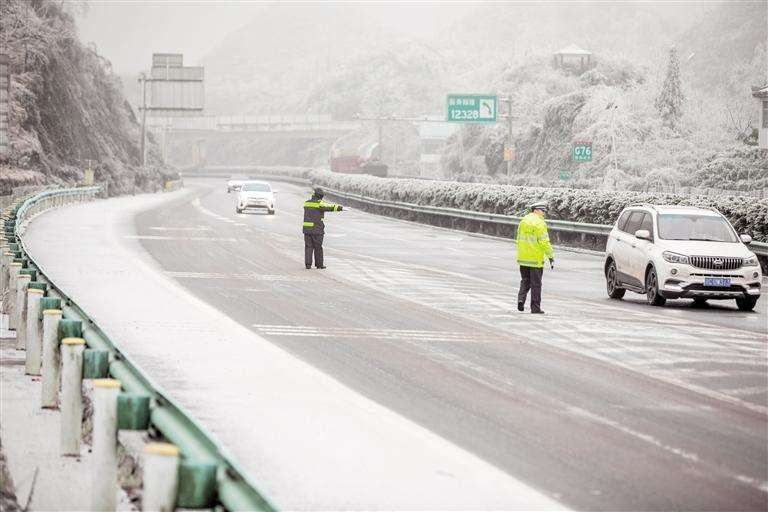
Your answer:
[26,178,768,510]
[132,178,768,510]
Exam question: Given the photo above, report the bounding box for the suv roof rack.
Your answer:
[628,203,657,211]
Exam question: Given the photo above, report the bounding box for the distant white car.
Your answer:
[226,179,245,193]
[236,181,275,215]
[604,204,761,311]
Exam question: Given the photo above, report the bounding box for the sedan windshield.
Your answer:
[242,183,271,192]
[657,214,737,242]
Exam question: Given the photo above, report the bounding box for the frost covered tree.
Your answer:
[655,46,685,130]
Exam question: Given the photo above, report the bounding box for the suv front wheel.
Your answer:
[606,260,626,299]
[645,266,666,306]
[736,296,758,312]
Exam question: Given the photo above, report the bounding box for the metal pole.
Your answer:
[140,72,147,168]
[506,95,513,177]
[611,105,618,172]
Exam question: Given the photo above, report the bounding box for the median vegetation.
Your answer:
[252,167,768,243]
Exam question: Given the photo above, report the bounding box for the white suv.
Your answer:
[604,204,762,311]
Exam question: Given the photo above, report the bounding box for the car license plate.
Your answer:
[704,277,731,287]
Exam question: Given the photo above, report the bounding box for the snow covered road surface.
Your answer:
[22,190,564,510]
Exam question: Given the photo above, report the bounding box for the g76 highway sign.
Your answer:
[447,94,497,123]
[572,141,593,163]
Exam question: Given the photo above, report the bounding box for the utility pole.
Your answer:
[139,72,147,167]
[609,103,618,172]
[506,94,513,177]
[499,95,513,176]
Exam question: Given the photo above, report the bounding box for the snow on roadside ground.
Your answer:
[22,189,566,510]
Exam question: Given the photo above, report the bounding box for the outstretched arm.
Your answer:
[320,201,343,212]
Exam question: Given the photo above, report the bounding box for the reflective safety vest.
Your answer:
[303,197,341,234]
[516,212,554,268]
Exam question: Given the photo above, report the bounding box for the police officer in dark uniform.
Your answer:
[302,188,343,269]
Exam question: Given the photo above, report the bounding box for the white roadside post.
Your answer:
[142,443,180,512]
[41,309,63,408]
[14,273,31,349]
[0,247,9,294]
[24,288,44,374]
[6,261,21,323]
[91,379,121,512]
[60,337,85,456]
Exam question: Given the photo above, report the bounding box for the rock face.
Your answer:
[0,0,162,195]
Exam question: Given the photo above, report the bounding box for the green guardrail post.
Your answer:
[83,349,110,379]
[58,319,83,341]
[177,461,218,509]
[19,268,36,281]
[27,281,47,294]
[117,393,151,430]
[39,297,62,320]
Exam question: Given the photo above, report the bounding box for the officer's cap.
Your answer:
[530,201,548,212]
[313,187,325,198]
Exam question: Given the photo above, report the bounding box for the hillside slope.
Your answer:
[0,0,162,194]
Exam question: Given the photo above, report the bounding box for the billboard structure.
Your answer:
[139,53,204,164]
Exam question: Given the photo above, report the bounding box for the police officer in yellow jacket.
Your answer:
[516,201,555,314]
[303,188,342,269]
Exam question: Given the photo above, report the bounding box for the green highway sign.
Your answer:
[572,141,593,163]
[447,94,497,123]
[559,169,572,181]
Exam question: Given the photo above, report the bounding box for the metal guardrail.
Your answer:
[6,187,275,511]
[247,173,768,259]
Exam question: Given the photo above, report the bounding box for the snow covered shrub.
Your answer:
[309,170,768,241]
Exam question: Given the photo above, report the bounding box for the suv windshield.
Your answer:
[242,183,271,192]
[657,214,737,242]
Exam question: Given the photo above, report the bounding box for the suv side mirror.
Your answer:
[635,229,651,241]
[740,234,752,244]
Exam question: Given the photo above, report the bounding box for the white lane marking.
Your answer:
[125,235,245,242]
[719,386,768,397]
[324,257,768,415]
[166,272,309,281]
[569,406,768,494]
[149,226,212,231]
[252,324,506,342]
[192,197,237,223]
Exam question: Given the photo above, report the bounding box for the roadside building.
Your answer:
[553,44,594,73]
[752,84,768,152]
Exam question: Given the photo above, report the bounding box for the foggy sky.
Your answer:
[77,1,476,74]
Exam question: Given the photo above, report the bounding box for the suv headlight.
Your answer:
[743,255,759,267]
[663,251,690,264]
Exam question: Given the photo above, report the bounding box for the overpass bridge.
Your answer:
[148,114,361,166]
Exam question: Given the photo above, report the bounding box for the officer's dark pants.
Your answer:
[304,234,324,267]
[518,266,543,311]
